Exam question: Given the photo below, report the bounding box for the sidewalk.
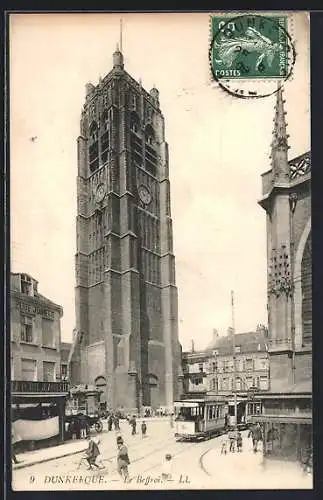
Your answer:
[202,432,313,489]
[13,440,87,470]
[12,417,171,471]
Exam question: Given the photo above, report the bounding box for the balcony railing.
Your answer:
[12,380,70,393]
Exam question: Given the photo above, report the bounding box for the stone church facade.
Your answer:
[70,47,183,413]
[256,86,312,463]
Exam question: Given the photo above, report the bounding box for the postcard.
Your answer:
[9,11,312,491]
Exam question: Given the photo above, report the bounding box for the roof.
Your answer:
[11,289,63,314]
[61,342,72,350]
[206,331,268,355]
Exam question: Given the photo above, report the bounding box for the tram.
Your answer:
[174,397,227,441]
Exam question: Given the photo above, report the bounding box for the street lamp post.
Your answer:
[231,290,238,427]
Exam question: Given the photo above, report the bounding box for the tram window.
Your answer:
[216,406,220,418]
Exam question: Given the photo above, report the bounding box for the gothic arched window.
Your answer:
[130,111,140,134]
[301,232,312,345]
[145,125,157,176]
[89,121,99,172]
[145,124,155,146]
[100,112,109,165]
[130,112,143,167]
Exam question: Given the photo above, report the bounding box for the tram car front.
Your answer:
[174,398,227,441]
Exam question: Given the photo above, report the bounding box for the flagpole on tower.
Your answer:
[120,18,123,53]
[231,290,238,428]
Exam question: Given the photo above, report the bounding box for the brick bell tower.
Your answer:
[73,44,183,413]
[258,86,295,392]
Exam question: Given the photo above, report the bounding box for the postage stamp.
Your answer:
[211,15,289,80]
[209,13,296,99]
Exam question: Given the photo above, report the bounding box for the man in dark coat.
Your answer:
[108,414,113,431]
[130,416,137,435]
[116,436,130,482]
[85,437,101,469]
[248,423,262,453]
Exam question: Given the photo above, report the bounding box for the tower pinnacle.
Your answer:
[113,19,124,70]
[271,84,290,180]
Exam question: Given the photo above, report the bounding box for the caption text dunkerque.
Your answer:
[30,474,191,486]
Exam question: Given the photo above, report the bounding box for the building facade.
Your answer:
[181,350,210,397]
[11,273,63,382]
[256,87,312,464]
[10,273,68,447]
[71,47,183,413]
[206,327,269,396]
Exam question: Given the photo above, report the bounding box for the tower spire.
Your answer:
[271,83,290,180]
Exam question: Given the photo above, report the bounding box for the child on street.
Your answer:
[161,453,173,481]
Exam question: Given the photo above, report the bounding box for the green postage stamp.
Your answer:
[211,14,289,80]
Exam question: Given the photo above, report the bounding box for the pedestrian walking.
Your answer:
[83,436,104,470]
[80,418,88,439]
[248,422,262,453]
[170,413,174,429]
[116,436,130,483]
[161,453,173,480]
[141,420,147,438]
[108,414,113,431]
[220,433,228,455]
[228,428,236,453]
[69,419,77,440]
[236,430,243,452]
[130,415,137,435]
[114,415,120,431]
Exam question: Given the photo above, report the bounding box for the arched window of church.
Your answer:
[101,111,109,165]
[302,232,312,345]
[130,111,140,134]
[130,112,143,168]
[145,125,157,176]
[89,122,99,173]
[145,124,155,146]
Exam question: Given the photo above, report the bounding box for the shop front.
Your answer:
[250,391,312,468]
[11,380,69,451]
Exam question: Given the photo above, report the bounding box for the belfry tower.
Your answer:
[71,45,183,412]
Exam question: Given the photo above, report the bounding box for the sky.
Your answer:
[10,12,310,351]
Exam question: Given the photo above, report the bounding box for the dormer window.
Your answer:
[20,275,33,296]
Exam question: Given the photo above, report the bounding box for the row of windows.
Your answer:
[209,357,268,373]
[19,315,55,346]
[12,359,68,382]
[210,376,269,391]
[14,358,56,382]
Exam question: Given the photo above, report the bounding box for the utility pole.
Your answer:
[231,290,238,427]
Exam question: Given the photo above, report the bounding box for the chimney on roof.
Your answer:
[256,324,268,337]
[227,326,234,336]
[191,339,195,353]
[212,329,219,341]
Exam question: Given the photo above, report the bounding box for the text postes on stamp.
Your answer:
[209,14,296,99]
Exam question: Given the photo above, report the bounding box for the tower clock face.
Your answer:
[138,185,152,205]
[95,183,106,203]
